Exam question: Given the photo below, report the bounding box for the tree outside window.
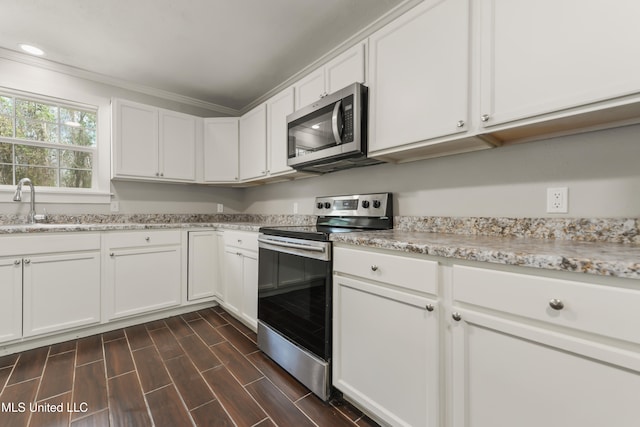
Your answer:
[0,93,96,189]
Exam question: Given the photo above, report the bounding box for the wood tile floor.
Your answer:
[0,306,379,427]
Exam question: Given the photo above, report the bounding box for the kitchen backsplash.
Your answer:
[1,213,637,244]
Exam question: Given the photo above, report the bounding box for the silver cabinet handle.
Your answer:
[370,265,379,272]
[236,252,242,256]
[14,260,21,265]
[480,114,490,122]
[425,304,435,312]
[110,252,115,257]
[155,172,160,176]
[23,259,31,265]
[549,299,564,310]
[145,237,150,242]
[456,120,465,128]
[452,312,462,321]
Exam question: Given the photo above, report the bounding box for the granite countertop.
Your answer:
[330,229,640,280]
[0,221,269,234]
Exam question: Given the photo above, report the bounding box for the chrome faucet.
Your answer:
[13,178,46,224]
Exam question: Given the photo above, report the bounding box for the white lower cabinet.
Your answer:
[0,233,102,342]
[0,257,25,343]
[333,246,440,427]
[187,230,220,301]
[104,230,182,320]
[450,265,640,427]
[222,231,258,330]
[23,251,101,337]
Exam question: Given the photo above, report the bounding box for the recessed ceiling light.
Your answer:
[19,44,45,56]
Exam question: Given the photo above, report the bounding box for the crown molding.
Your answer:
[238,0,424,115]
[0,47,240,116]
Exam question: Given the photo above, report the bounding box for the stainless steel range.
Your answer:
[257,193,393,400]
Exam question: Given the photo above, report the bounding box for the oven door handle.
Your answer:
[258,237,326,253]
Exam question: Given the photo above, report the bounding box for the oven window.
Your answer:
[258,248,331,360]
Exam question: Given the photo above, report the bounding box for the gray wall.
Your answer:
[243,123,640,218]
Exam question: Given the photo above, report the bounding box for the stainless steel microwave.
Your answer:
[287,83,380,173]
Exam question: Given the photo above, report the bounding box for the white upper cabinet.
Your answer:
[266,87,295,176]
[239,104,267,181]
[479,0,640,137]
[294,42,366,108]
[113,99,158,179]
[202,117,239,183]
[112,98,197,182]
[159,110,197,181]
[367,0,485,160]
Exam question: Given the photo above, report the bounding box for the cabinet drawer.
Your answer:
[0,233,100,257]
[105,229,181,248]
[223,230,258,252]
[453,265,640,344]
[334,247,438,295]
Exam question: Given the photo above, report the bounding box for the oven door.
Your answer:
[257,234,332,361]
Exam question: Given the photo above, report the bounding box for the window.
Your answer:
[0,92,97,189]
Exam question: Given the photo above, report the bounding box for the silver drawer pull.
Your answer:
[549,299,564,310]
[452,312,462,322]
[425,304,435,312]
[24,259,31,265]
[370,265,379,272]
[14,260,21,265]
[145,237,150,242]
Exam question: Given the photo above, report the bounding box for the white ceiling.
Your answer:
[0,0,407,114]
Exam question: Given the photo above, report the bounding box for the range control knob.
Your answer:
[317,202,324,209]
[324,202,332,209]
[361,200,370,208]
[373,200,381,209]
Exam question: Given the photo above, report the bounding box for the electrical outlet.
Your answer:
[217,203,224,213]
[110,201,120,212]
[546,187,568,213]
[293,202,298,214]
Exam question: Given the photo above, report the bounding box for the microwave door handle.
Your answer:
[331,100,343,144]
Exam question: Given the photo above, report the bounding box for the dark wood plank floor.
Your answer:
[0,306,380,427]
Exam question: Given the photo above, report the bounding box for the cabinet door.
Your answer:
[266,88,295,176]
[325,42,366,94]
[223,249,244,318]
[451,310,640,427]
[368,0,470,153]
[241,251,258,329]
[333,275,439,427]
[159,110,196,181]
[203,118,239,182]
[479,0,640,128]
[107,245,181,319]
[23,252,101,337]
[187,231,217,301]
[0,258,22,343]
[112,99,159,178]
[239,104,267,181]
[294,68,326,108]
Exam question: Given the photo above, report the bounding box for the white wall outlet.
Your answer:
[110,201,120,212]
[217,203,224,213]
[293,202,298,214]
[546,187,568,213]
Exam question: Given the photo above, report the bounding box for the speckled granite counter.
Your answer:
[331,230,640,280]
[0,213,316,234]
[0,221,269,234]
